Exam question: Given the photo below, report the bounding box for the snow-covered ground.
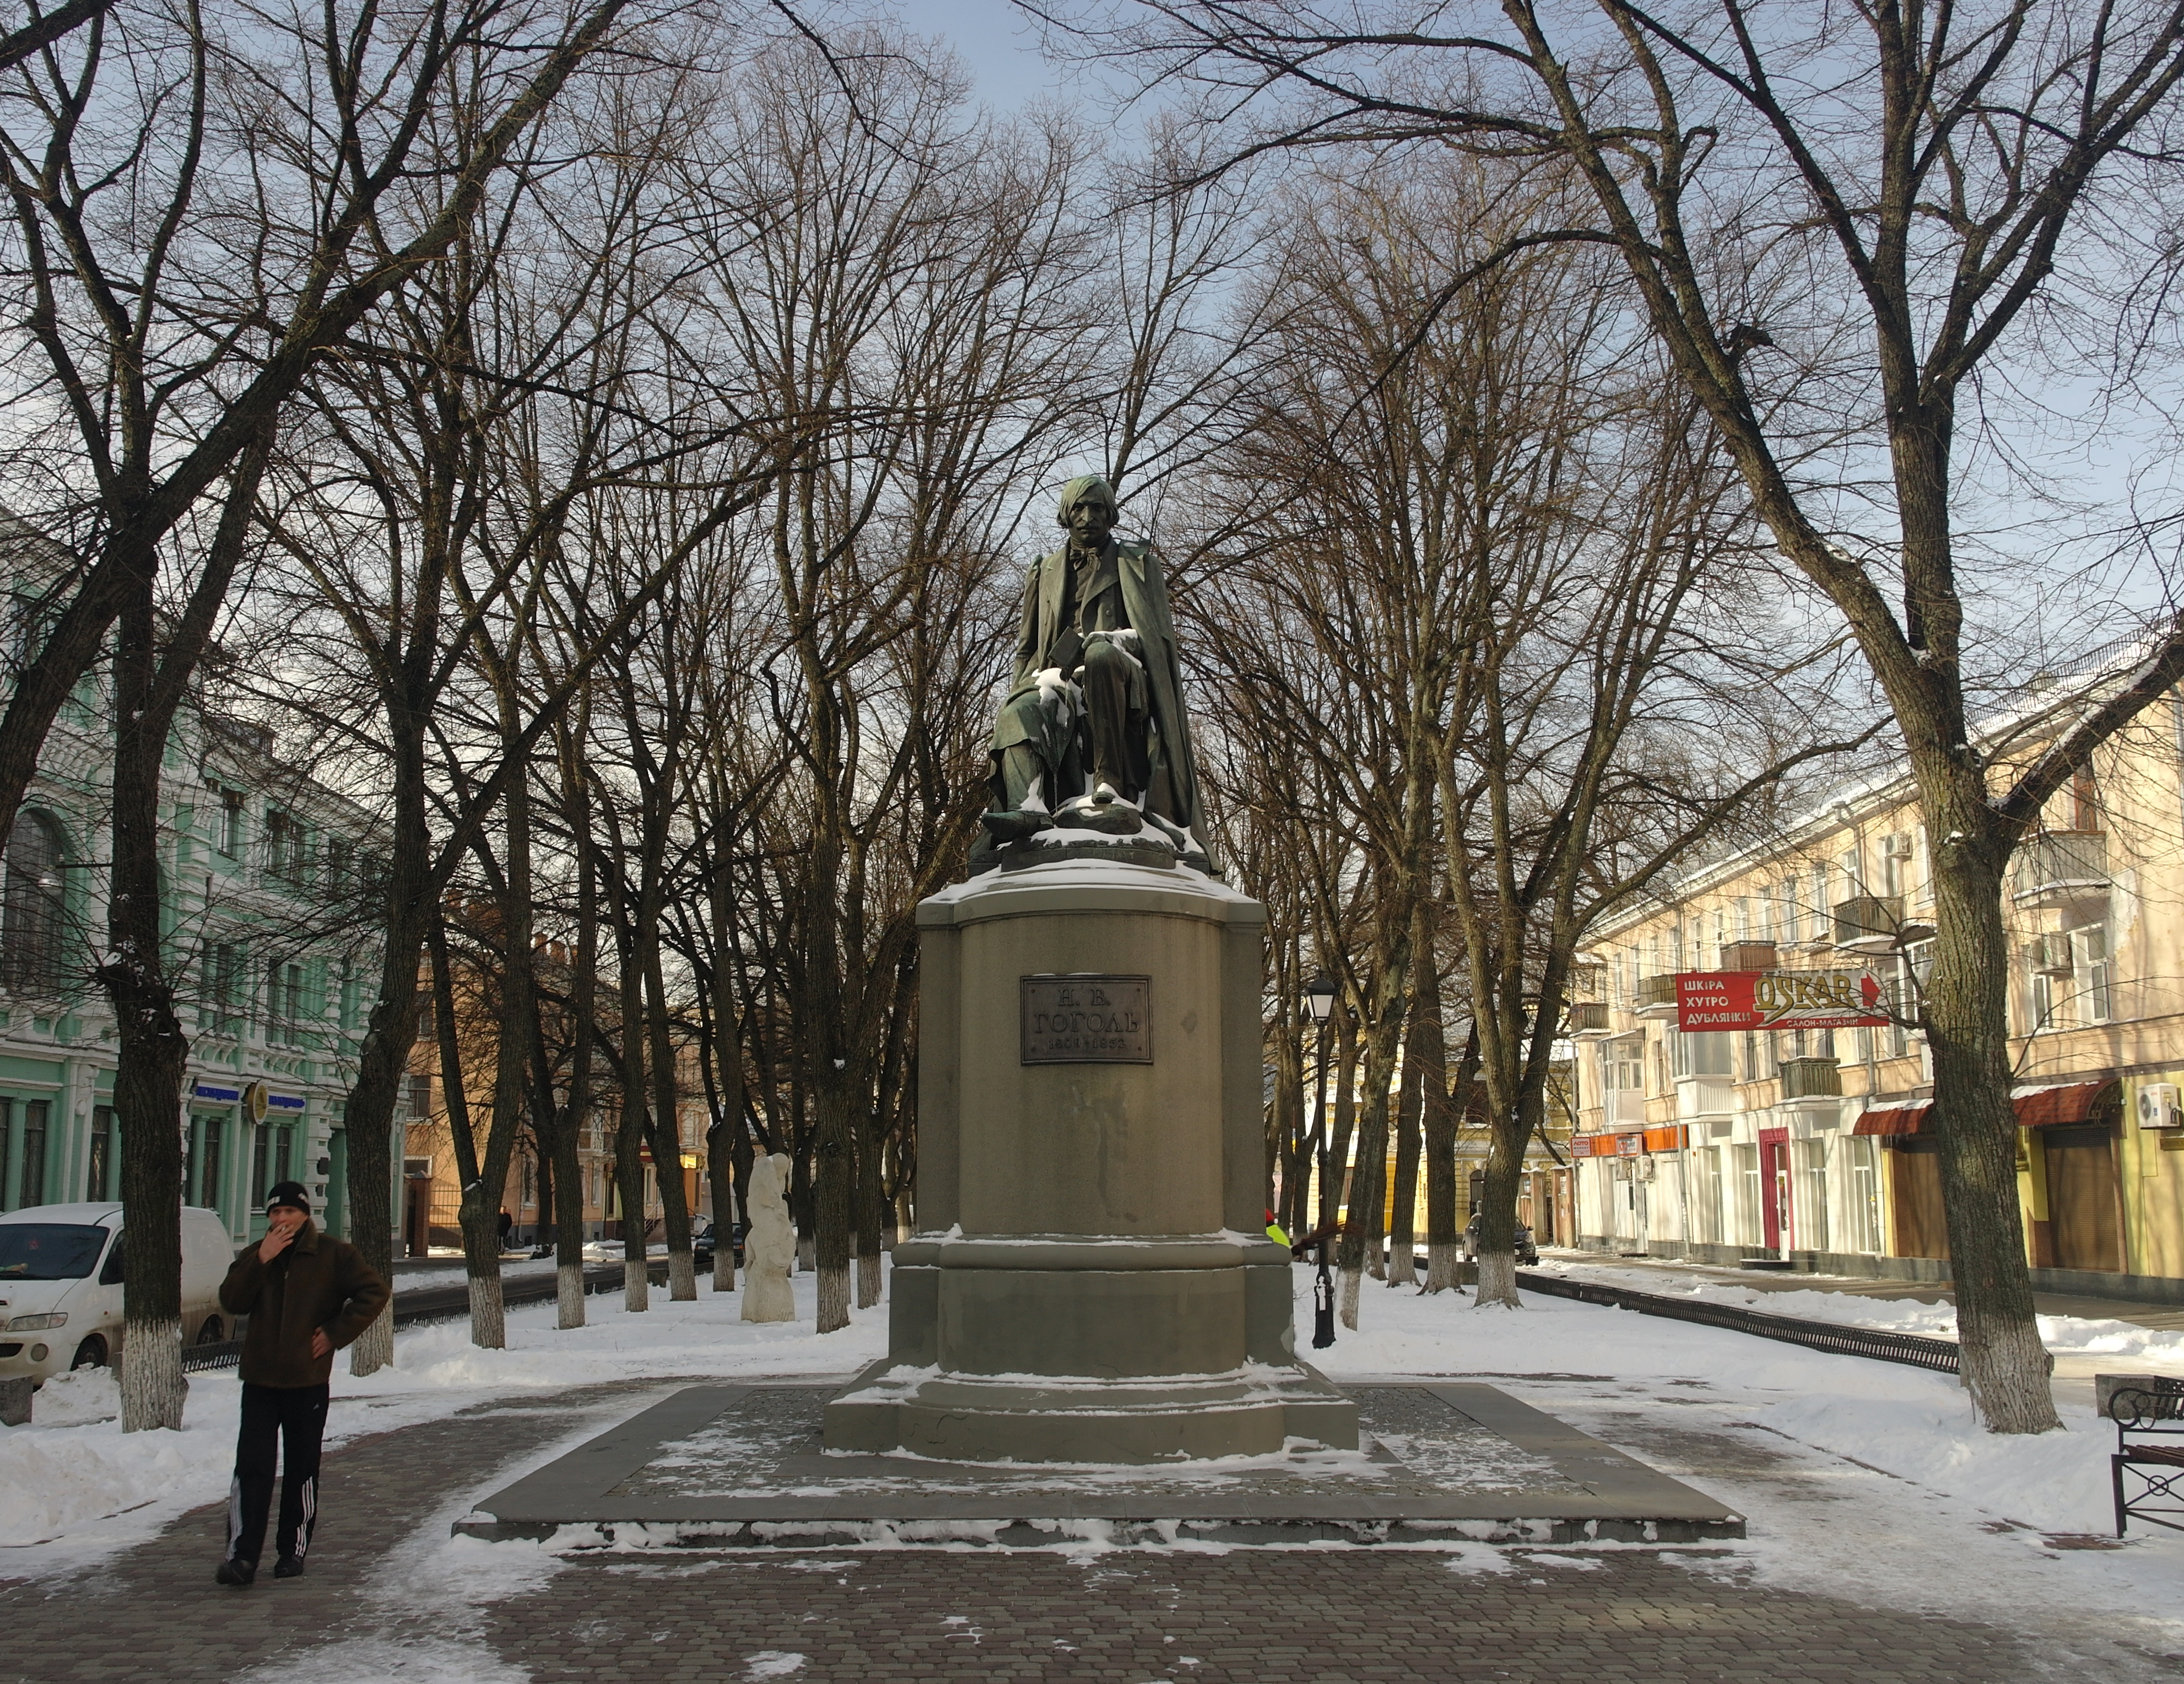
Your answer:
[6,1255,2182,1671]
[1527,1254,2184,1370]
[0,1269,884,1562]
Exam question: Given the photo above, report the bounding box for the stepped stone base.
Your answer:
[823,1357,1359,1464]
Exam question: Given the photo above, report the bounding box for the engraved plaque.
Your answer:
[1020,974,1153,1065]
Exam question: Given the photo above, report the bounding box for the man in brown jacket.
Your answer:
[214,1181,389,1586]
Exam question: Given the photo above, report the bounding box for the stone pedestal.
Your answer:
[823,856,1356,1463]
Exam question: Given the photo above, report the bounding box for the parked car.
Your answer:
[1461,1215,1540,1267]
[692,1220,746,1270]
[0,1203,235,1384]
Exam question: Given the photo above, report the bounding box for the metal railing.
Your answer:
[1515,1270,1964,1374]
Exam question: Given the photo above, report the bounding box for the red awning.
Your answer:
[2012,1080,2117,1129]
[1854,1101,1932,1136]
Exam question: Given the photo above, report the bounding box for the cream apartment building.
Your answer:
[1565,665,2184,1298]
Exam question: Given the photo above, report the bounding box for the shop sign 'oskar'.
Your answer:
[1674,968,1891,1032]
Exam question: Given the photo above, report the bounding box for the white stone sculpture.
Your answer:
[739,1152,796,1323]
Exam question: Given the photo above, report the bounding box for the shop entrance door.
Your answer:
[1759,1128,1792,1251]
[2045,1123,2125,1274]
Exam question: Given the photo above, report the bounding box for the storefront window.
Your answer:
[191,1114,225,1211]
[1795,1138,1830,1254]
[1732,1143,1761,1246]
[1845,1137,1883,1253]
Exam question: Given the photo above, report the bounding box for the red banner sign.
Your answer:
[1675,969,1889,1032]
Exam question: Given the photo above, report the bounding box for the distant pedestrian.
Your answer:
[498,1208,513,1250]
[214,1181,389,1587]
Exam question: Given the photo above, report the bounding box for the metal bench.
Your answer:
[2102,1373,2184,1536]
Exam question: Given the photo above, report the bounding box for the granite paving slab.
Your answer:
[455,1380,1744,1546]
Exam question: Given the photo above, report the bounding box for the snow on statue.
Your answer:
[739,1152,796,1323]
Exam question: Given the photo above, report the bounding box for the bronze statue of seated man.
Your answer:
[980,475,1207,862]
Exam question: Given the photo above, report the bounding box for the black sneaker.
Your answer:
[273,1556,304,1579]
[215,1559,256,1587]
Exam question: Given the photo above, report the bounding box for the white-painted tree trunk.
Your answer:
[1424,1241,1463,1293]
[713,1244,736,1293]
[468,1273,506,1349]
[856,1250,881,1309]
[624,1254,648,1311]
[120,1316,185,1432]
[668,1249,696,1302]
[349,1315,394,1377]
[1388,1243,1416,1288]
[797,1233,815,1273]
[1338,1265,1362,1330]
[1474,1249,1520,1309]
[557,1261,586,1329]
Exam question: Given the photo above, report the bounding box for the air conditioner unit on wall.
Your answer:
[2137,1084,2181,1131]
[2026,932,2074,976]
[1883,832,1915,860]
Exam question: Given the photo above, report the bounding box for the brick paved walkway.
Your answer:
[0,1379,2146,1684]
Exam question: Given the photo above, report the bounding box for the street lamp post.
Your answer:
[1302,973,1337,1350]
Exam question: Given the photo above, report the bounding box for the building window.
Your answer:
[1845,1137,1882,1254]
[2072,924,2112,1024]
[191,1114,224,1211]
[1673,1031,1733,1078]
[274,1123,294,1188]
[216,786,244,856]
[266,959,305,1044]
[1,809,68,994]
[17,1098,48,1208]
[87,1103,113,1201]
[202,940,242,1036]
[2028,967,2055,1033]
[408,1075,434,1121]
[264,809,305,882]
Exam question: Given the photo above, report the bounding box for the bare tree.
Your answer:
[1084,0,2184,1430]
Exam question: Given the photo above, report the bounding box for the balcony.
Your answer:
[1605,1089,1647,1127]
[1832,895,1906,955]
[1637,973,1679,1020]
[2012,830,2107,910]
[1779,1056,1842,1099]
[1567,1000,1612,1035]
[1718,941,1778,972]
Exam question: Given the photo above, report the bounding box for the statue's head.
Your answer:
[1056,474,1118,540]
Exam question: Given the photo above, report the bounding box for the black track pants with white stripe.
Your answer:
[226,1382,329,1566]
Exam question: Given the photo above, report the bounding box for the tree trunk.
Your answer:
[813,1066,855,1332]
[1424,1030,1473,1294]
[430,920,509,1351]
[101,564,191,1432]
[855,1111,885,1310]
[1386,979,1427,1288]
[1923,800,2061,1431]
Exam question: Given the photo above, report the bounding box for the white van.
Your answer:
[0,1203,236,1383]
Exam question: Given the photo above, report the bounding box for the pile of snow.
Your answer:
[1528,1258,2184,1367]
